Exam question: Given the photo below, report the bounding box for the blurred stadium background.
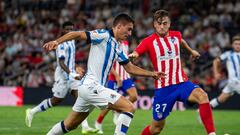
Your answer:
[0,0,240,135]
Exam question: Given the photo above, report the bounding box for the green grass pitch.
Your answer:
[0,106,239,135]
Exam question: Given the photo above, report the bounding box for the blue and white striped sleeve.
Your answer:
[56,43,66,59]
[85,29,109,45]
[116,48,129,65]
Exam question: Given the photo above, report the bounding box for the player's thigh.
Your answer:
[188,87,209,104]
[73,85,95,113]
[126,87,137,97]
[86,84,122,110]
[176,81,207,104]
[52,79,69,98]
[108,96,134,113]
[122,79,135,93]
[152,96,175,121]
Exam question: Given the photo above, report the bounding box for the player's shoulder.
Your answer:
[141,33,156,43]
[222,50,232,55]
[90,29,110,38]
[169,30,182,36]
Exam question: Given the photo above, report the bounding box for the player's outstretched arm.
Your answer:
[43,31,87,51]
[181,39,200,59]
[213,57,222,81]
[123,62,165,80]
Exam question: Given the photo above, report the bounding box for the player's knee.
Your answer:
[129,95,137,103]
[151,125,164,134]
[124,102,135,113]
[197,90,209,104]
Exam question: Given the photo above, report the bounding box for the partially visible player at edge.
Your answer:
[129,10,216,135]
[210,35,240,108]
[25,21,97,134]
[94,41,138,134]
[43,13,165,135]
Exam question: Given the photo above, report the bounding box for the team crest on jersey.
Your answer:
[167,50,172,55]
[170,37,175,44]
[157,112,163,119]
[110,94,116,99]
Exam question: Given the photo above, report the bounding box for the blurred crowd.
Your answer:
[0,0,239,91]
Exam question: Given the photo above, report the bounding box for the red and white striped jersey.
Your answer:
[135,31,188,89]
[109,41,131,81]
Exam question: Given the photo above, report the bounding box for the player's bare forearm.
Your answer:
[43,31,87,50]
[213,58,221,75]
[181,39,193,53]
[59,59,70,74]
[181,39,200,59]
[56,31,87,45]
[123,62,165,80]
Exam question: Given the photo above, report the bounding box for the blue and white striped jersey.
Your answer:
[84,29,129,86]
[55,40,76,81]
[220,51,240,80]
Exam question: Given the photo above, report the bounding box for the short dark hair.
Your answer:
[62,21,74,28]
[113,13,134,27]
[153,10,170,21]
[232,35,240,42]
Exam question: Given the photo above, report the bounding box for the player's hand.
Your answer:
[69,72,82,80]
[191,50,200,60]
[76,66,85,77]
[43,40,58,51]
[152,71,166,80]
[128,52,139,61]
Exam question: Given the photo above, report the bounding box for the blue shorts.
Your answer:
[107,78,135,94]
[152,81,199,121]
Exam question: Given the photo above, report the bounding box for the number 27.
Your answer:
[155,103,167,112]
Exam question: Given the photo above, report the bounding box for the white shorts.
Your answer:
[222,79,240,95]
[72,78,121,112]
[52,79,79,98]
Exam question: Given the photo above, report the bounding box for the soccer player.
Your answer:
[94,41,138,134]
[129,10,216,135]
[43,13,165,135]
[25,21,96,134]
[210,35,240,108]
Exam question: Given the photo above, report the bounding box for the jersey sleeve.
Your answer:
[116,47,129,65]
[219,51,230,63]
[85,29,109,45]
[56,43,66,59]
[135,39,148,56]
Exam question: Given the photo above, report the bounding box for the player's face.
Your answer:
[154,16,171,36]
[63,25,74,35]
[233,40,240,52]
[117,22,133,41]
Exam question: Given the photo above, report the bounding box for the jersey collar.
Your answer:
[109,29,115,37]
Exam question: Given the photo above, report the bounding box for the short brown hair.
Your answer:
[113,13,134,27]
[232,35,240,42]
[153,10,170,21]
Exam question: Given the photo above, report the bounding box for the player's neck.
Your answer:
[155,32,169,37]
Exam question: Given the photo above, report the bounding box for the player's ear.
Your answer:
[116,23,122,30]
